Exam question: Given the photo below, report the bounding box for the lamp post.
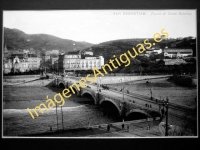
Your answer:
[98,77,101,101]
[99,77,101,90]
[56,102,59,130]
[121,77,125,121]
[61,106,64,130]
[120,77,125,102]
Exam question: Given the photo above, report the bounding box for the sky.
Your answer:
[3,10,196,44]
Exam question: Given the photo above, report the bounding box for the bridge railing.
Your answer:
[60,77,195,113]
[103,85,195,113]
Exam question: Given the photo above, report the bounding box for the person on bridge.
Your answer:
[127,125,129,132]
[122,123,124,130]
[107,124,110,131]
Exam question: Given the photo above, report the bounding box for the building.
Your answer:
[3,59,12,74]
[44,51,51,61]
[3,49,41,74]
[83,50,93,56]
[53,59,59,72]
[164,59,187,65]
[44,55,51,62]
[58,50,104,73]
[50,50,59,56]
[153,48,162,54]
[145,48,162,56]
[27,56,41,70]
[51,57,59,65]
[164,48,193,58]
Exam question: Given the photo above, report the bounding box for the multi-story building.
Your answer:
[145,48,162,56]
[58,50,104,73]
[3,59,12,74]
[27,56,41,69]
[164,48,193,58]
[51,57,59,66]
[3,48,41,74]
[83,50,93,56]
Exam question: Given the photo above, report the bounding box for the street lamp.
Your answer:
[150,88,153,100]
[120,77,125,102]
[121,77,125,122]
[98,77,101,101]
[99,77,101,91]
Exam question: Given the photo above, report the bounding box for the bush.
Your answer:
[172,75,192,86]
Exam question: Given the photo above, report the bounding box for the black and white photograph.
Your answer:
[2,9,197,138]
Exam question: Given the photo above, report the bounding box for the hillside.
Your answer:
[167,37,196,56]
[3,27,94,53]
[82,38,173,63]
[81,37,196,74]
[82,37,196,63]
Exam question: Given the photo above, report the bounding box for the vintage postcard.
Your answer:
[2,10,197,138]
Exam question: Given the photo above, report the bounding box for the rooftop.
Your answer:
[67,51,81,55]
[164,49,193,52]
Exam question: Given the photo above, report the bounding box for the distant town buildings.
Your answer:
[58,50,104,73]
[164,48,193,58]
[51,57,59,65]
[144,48,162,57]
[83,50,93,56]
[3,44,41,74]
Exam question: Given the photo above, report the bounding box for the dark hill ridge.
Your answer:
[4,27,196,60]
[4,27,94,53]
[82,37,196,63]
[82,38,173,63]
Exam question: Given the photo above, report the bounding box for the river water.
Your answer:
[3,86,121,136]
[3,78,197,136]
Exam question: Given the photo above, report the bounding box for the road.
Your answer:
[64,76,196,122]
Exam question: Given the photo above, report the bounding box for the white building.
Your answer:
[58,51,104,72]
[164,49,193,58]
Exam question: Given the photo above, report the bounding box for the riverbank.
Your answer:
[18,117,195,137]
[18,119,162,137]
[3,76,197,137]
[168,75,197,87]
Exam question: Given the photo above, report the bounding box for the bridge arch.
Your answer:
[58,82,65,89]
[81,91,96,104]
[69,87,79,95]
[125,109,151,120]
[99,98,121,116]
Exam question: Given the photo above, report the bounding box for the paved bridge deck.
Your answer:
[57,75,196,124]
[64,75,171,84]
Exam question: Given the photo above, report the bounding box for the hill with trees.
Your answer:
[81,37,196,74]
[4,27,94,53]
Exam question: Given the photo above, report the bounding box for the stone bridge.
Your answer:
[55,76,196,122]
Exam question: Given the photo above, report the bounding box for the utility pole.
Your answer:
[98,77,101,101]
[123,77,125,102]
[122,77,125,121]
[165,97,169,136]
[61,106,64,130]
[56,103,58,130]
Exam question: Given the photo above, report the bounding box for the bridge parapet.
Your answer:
[53,77,194,122]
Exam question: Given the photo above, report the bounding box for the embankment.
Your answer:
[169,75,196,87]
